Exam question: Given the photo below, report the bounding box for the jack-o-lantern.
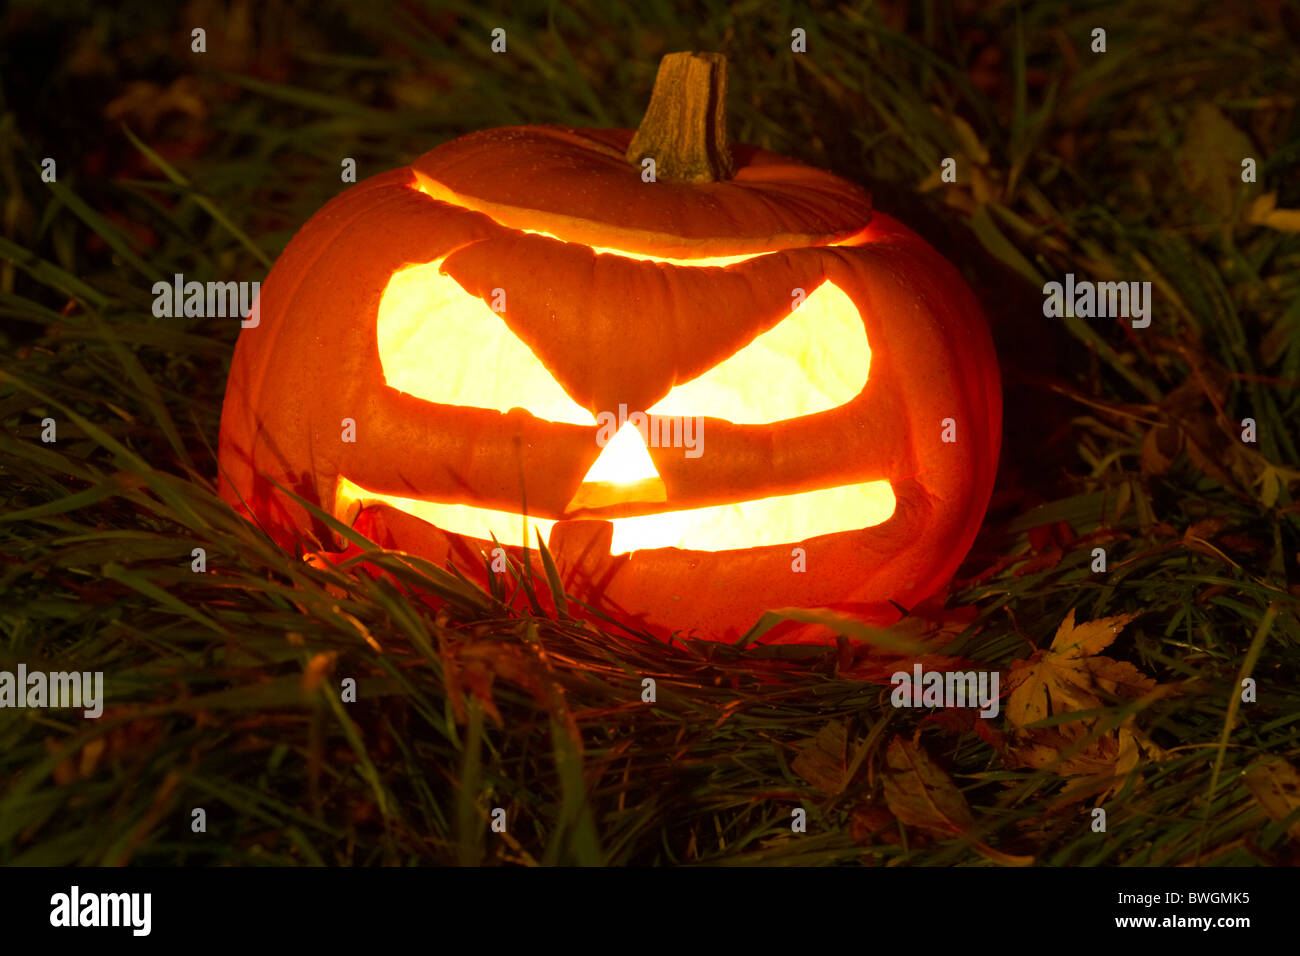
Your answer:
[218,52,1001,644]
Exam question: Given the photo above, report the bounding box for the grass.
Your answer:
[1,0,1298,865]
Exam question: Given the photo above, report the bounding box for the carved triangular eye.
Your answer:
[377,260,596,426]
[647,280,869,424]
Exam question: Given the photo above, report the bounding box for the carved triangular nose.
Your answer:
[565,422,667,516]
[584,422,659,483]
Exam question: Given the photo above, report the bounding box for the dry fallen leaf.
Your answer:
[1007,720,1166,804]
[1247,192,1300,233]
[1243,757,1300,840]
[103,76,208,132]
[440,639,554,728]
[793,720,849,795]
[1112,723,1164,779]
[1004,609,1173,800]
[849,801,901,845]
[1176,103,1257,225]
[914,108,1000,213]
[883,736,973,835]
[1006,609,1151,728]
[882,737,1033,865]
[1004,726,1124,777]
[1140,424,1182,477]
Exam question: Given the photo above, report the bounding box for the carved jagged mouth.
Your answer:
[335,477,895,555]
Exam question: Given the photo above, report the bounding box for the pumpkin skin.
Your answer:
[217,124,1001,644]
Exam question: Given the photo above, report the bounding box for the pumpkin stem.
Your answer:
[625,52,735,184]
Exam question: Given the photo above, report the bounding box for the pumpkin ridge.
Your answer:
[221,173,420,525]
[413,171,868,259]
[412,126,872,258]
[277,185,428,542]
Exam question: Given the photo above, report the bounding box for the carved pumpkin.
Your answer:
[218,53,1001,644]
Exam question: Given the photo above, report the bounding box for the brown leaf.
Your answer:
[849,801,900,844]
[1085,656,1160,700]
[103,77,208,133]
[449,641,551,727]
[1050,608,1139,657]
[1006,720,1165,793]
[1113,724,1165,781]
[1180,411,1258,494]
[1247,193,1300,232]
[1004,728,1124,776]
[1013,548,1065,577]
[883,737,973,835]
[975,719,1006,751]
[1003,609,1174,801]
[793,720,850,795]
[882,737,1035,865]
[922,705,979,736]
[1005,609,1141,728]
[1243,758,1300,840]
[1140,425,1182,476]
[1176,104,1257,224]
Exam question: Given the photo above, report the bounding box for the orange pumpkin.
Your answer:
[218,53,1001,643]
